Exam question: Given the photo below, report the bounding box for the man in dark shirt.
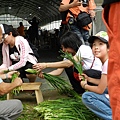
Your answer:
[102,1,120,120]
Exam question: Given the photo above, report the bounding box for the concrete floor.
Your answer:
[34,48,69,92]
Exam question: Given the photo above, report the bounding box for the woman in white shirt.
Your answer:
[33,31,102,94]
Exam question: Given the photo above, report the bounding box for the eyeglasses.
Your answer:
[0,34,8,43]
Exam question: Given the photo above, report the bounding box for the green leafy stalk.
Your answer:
[60,50,83,75]
[25,68,38,74]
[25,69,80,99]
[4,70,22,95]
[10,72,22,95]
[60,50,84,81]
[43,73,81,99]
[34,98,100,120]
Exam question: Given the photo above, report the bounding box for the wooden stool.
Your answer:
[7,82,43,104]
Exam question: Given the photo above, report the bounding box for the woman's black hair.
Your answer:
[60,31,82,52]
[3,24,19,37]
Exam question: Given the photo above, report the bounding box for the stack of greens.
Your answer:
[34,98,100,120]
[25,69,80,99]
[26,69,100,120]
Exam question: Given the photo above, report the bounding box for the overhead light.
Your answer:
[8,6,11,9]
[29,14,32,16]
[38,7,41,9]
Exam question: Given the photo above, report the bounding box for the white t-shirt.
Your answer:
[76,45,102,71]
[102,59,108,74]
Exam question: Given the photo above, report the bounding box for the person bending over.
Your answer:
[33,31,102,94]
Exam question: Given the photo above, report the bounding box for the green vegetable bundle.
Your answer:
[4,70,22,95]
[25,69,80,99]
[34,98,100,120]
[60,50,84,80]
[10,72,22,95]
[43,72,81,99]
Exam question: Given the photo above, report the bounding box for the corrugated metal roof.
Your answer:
[0,0,61,26]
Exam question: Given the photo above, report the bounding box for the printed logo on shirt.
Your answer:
[10,52,20,61]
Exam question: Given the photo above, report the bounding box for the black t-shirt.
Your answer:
[9,45,20,64]
[102,0,120,7]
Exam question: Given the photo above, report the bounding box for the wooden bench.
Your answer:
[7,82,43,104]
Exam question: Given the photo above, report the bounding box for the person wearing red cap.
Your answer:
[102,1,120,119]
[78,31,112,120]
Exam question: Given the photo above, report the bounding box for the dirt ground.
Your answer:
[14,89,67,105]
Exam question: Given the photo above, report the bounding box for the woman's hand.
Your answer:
[33,63,47,71]
[78,73,88,81]
[38,72,44,79]
[0,68,8,74]
[72,0,82,7]
[7,71,20,79]
[88,10,95,18]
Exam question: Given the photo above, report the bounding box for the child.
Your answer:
[78,31,112,120]
[33,31,102,94]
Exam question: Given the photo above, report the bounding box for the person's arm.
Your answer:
[48,68,64,76]
[81,74,107,94]
[38,68,64,79]
[0,71,19,80]
[0,77,22,95]
[33,60,73,71]
[88,0,96,18]
[0,71,22,95]
[87,76,100,85]
[8,38,30,71]
[59,0,82,12]
[79,73,100,85]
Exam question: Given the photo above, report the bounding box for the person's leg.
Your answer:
[18,62,37,82]
[65,67,85,94]
[70,24,85,44]
[102,2,120,119]
[81,29,90,45]
[0,99,23,120]
[82,92,112,120]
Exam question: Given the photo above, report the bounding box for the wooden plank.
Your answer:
[35,90,43,104]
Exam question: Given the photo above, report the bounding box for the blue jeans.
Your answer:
[70,24,90,45]
[82,92,112,120]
